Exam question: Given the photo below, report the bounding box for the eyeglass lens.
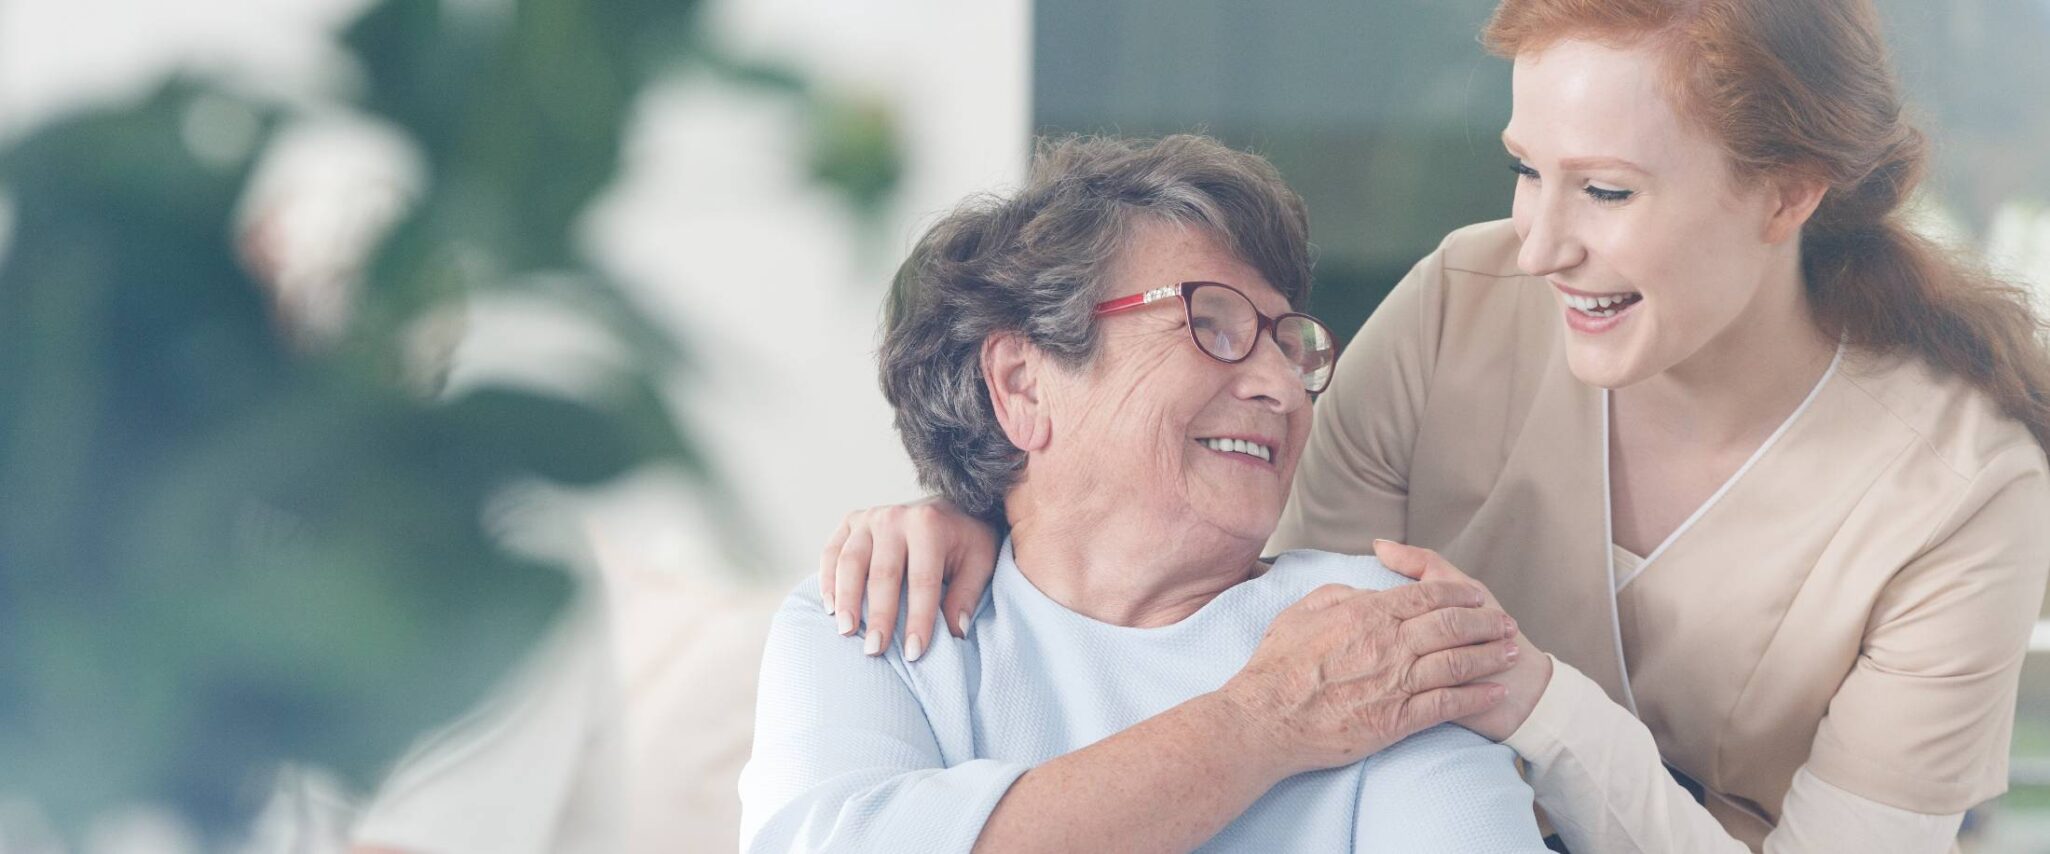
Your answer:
[1187,284,1334,392]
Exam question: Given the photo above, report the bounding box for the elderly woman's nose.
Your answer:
[1234,334,1309,410]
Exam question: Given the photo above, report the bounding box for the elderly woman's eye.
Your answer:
[1191,320,1233,354]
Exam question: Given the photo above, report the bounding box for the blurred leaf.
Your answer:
[808,97,905,220]
[695,48,909,225]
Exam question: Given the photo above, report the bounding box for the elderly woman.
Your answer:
[738,136,1549,852]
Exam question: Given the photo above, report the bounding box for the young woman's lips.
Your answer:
[1555,284,1643,335]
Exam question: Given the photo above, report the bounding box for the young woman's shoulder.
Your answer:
[1434,218,1525,280]
[1394,219,1553,351]
[1838,348,2048,480]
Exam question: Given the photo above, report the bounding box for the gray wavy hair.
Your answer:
[878,134,1314,524]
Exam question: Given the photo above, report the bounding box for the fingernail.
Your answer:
[906,634,925,662]
[1503,616,1517,636]
[864,628,883,656]
[823,593,835,615]
[837,610,856,636]
[1506,642,1520,662]
[1372,538,1395,549]
[956,610,974,637]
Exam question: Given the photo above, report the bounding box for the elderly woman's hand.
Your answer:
[820,497,999,659]
[1216,580,1520,777]
[1372,540,1554,742]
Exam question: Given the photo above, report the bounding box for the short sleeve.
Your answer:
[738,586,1029,852]
[1266,238,1447,557]
[1807,443,2050,812]
[1354,724,1551,852]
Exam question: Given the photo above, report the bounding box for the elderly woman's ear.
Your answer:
[981,331,1054,453]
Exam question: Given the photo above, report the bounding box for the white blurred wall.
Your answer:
[576,0,1033,586]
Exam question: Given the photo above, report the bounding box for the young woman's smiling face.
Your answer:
[1506,38,1804,389]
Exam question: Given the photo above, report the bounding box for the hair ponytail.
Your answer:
[1805,218,2050,449]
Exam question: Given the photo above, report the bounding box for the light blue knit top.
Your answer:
[739,540,1549,852]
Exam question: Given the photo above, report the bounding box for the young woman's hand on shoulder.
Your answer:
[820,497,1000,660]
[1374,540,1554,741]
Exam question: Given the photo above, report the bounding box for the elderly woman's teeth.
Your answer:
[1562,291,1643,317]
[1200,437,1271,462]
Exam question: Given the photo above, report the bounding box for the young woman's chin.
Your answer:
[1564,339,1661,390]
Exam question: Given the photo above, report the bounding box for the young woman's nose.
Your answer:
[1516,192,1587,278]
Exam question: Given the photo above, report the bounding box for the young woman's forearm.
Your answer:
[971,690,1288,854]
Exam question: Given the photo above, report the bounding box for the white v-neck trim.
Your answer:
[1601,393,1643,717]
[1610,342,1845,593]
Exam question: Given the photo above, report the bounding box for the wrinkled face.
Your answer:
[1036,220,1313,544]
[1506,39,1788,388]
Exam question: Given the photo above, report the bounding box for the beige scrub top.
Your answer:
[1268,220,2050,850]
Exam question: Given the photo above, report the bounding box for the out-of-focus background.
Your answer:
[0,0,2046,851]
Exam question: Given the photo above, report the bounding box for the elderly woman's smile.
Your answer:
[1195,437,1276,464]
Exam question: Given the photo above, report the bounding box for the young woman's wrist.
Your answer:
[1481,650,1556,744]
[1500,651,1555,739]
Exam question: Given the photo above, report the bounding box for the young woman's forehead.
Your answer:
[1506,40,1693,168]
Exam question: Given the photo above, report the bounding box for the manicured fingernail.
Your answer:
[823,593,835,615]
[837,611,856,636]
[956,610,974,637]
[1506,643,1520,662]
[864,628,884,656]
[906,634,925,662]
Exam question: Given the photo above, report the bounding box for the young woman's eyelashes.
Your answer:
[1509,160,1638,206]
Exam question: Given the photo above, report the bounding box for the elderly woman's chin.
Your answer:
[1183,454,1297,543]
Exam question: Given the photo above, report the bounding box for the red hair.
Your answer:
[1486,0,2050,450]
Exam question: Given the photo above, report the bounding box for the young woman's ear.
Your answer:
[1765,176,1830,244]
[981,331,1052,452]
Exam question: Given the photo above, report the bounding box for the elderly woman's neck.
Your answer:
[1005,510,1266,628]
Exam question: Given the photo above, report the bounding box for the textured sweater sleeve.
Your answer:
[737,592,1028,853]
[1354,723,1552,852]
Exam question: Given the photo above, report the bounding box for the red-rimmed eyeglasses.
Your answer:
[1093,281,1337,394]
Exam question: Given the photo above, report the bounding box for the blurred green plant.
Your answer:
[0,0,899,841]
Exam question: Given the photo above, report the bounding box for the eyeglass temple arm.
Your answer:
[1092,285,1182,314]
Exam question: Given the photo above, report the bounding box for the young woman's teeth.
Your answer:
[1563,292,1642,317]
[1201,438,1271,462]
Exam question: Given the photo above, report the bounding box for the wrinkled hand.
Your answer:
[820,497,1000,661]
[1216,579,1520,778]
[1372,540,1554,742]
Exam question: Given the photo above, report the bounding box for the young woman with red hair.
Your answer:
[816,1,2050,849]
